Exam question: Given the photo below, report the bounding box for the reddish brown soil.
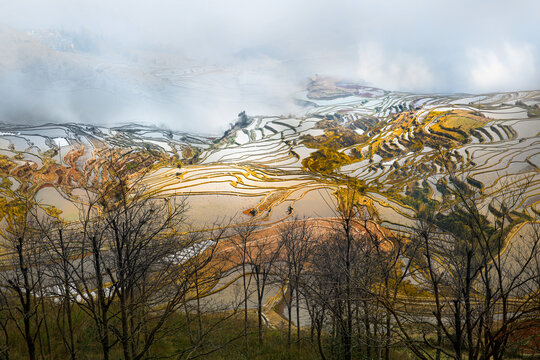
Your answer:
[213,217,395,271]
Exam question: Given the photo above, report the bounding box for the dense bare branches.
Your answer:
[231,220,283,350]
[0,149,537,360]
[395,175,540,360]
[0,194,44,360]
[70,152,227,360]
[277,217,314,346]
[0,152,233,360]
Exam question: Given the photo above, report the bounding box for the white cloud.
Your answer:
[1,0,540,132]
[467,43,538,92]
[356,43,434,92]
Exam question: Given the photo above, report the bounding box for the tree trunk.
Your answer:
[385,279,391,360]
[23,309,36,360]
[364,301,371,359]
[295,284,301,345]
[258,300,263,346]
[195,273,203,339]
[287,285,292,346]
[18,240,36,360]
[242,261,249,357]
[316,316,326,360]
[465,252,475,360]
[120,291,133,360]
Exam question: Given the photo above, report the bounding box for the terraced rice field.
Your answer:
[0,81,538,323]
[0,84,538,235]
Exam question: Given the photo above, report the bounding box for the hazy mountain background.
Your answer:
[1,0,539,134]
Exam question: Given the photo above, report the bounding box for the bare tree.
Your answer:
[0,194,43,360]
[302,219,363,359]
[35,216,79,360]
[391,174,540,360]
[298,182,412,360]
[230,221,258,356]
[67,150,225,360]
[231,220,282,348]
[278,217,313,346]
[0,288,10,360]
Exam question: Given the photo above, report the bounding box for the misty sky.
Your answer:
[1,0,539,133]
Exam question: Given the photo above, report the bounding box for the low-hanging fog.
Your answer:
[1,0,539,135]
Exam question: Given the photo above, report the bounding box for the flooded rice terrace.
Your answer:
[0,79,538,238]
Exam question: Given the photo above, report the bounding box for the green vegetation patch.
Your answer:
[397,180,438,217]
[301,127,366,150]
[434,207,496,243]
[428,110,488,143]
[516,100,540,117]
[439,114,486,130]
[302,147,354,175]
[0,155,15,173]
[527,107,540,117]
